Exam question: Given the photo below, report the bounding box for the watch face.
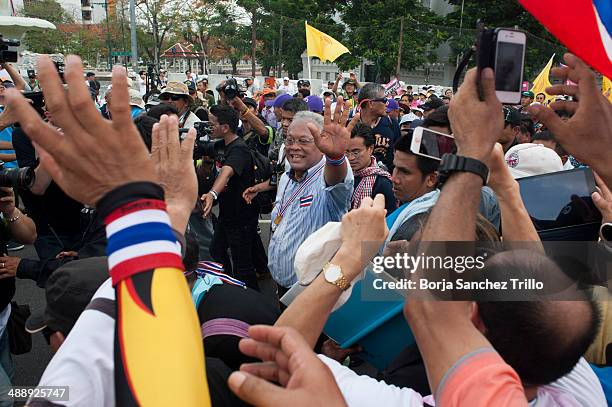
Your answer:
[324,264,342,282]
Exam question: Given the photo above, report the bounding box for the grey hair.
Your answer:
[358,83,384,103]
[292,111,324,133]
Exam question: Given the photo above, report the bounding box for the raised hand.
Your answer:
[151,115,197,233]
[228,325,347,407]
[448,67,503,162]
[313,96,350,159]
[5,55,155,206]
[528,53,612,186]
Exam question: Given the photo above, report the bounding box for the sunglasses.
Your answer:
[371,97,388,104]
[170,95,186,101]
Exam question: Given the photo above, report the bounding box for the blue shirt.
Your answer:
[131,106,144,119]
[268,156,354,287]
[0,107,16,168]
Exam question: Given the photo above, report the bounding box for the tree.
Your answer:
[445,0,566,81]
[338,0,447,83]
[244,0,342,77]
[22,0,75,54]
[136,0,189,70]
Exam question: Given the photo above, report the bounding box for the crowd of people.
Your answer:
[0,47,608,407]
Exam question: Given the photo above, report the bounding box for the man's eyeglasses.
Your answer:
[371,97,388,104]
[345,149,364,159]
[285,138,315,146]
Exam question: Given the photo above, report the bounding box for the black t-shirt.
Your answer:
[354,175,397,213]
[372,116,401,172]
[13,127,83,235]
[218,137,258,224]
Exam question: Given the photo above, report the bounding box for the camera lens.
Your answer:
[0,166,35,189]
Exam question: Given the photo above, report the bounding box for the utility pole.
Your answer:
[396,16,404,80]
[129,0,138,71]
[277,17,283,77]
[251,6,257,78]
[104,0,112,70]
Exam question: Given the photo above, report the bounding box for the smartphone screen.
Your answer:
[495,41,524,92]
[517,168,602,231]
[411,127,456,161]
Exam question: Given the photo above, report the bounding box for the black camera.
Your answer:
[179,120,213,139]
[216,78,244,100]
[0,35,19,64]
[195,139,224,159]
[268,161,285,187]
[23,91,45,119]
[0,162,35,189]
[179,122,224,159]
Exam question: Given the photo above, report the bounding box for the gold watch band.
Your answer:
[334,274,350,291]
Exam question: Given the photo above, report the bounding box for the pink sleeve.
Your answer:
[436,348,528,407]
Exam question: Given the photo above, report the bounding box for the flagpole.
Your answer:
[306,20,312,79]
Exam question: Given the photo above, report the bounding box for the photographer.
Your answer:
[200,105,260,290]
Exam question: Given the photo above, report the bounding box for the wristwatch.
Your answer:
[601,222,612,242]
[323,263,350,291]
[438,154,489,186]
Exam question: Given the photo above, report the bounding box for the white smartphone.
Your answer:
[494,29,527,104]
[410,127,456,161]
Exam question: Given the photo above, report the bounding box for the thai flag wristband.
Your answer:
[97,182,184,286]
[325,155,346,166]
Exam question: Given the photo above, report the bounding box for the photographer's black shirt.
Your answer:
[219,138,257,225]
[12,127,83,236]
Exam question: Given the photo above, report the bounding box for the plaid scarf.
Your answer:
[351,157,392,209]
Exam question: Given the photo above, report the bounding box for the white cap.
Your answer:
[128,88,145,109]
[505,143,563,179]
[400,112,418,125]
[283,77,290,81]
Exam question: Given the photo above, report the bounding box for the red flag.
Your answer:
[518,0,612,78]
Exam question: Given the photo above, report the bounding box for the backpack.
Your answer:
[248,149,275,214]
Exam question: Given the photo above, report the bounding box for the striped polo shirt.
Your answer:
[268,156,354,288]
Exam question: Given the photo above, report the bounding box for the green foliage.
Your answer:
[444,0,566,81]
[339,0,447,82]
[22,0,75,54]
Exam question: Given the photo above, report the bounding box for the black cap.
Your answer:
[243,97,258,109]
[184,80,196,92]
[297,79,310,87]
[420,97,444,111]
[26,257,109,335]
[503,106,522,126]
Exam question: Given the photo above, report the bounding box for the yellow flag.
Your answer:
[530,54,555,102]
[603,77,612,103]
[305,22,350,62]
